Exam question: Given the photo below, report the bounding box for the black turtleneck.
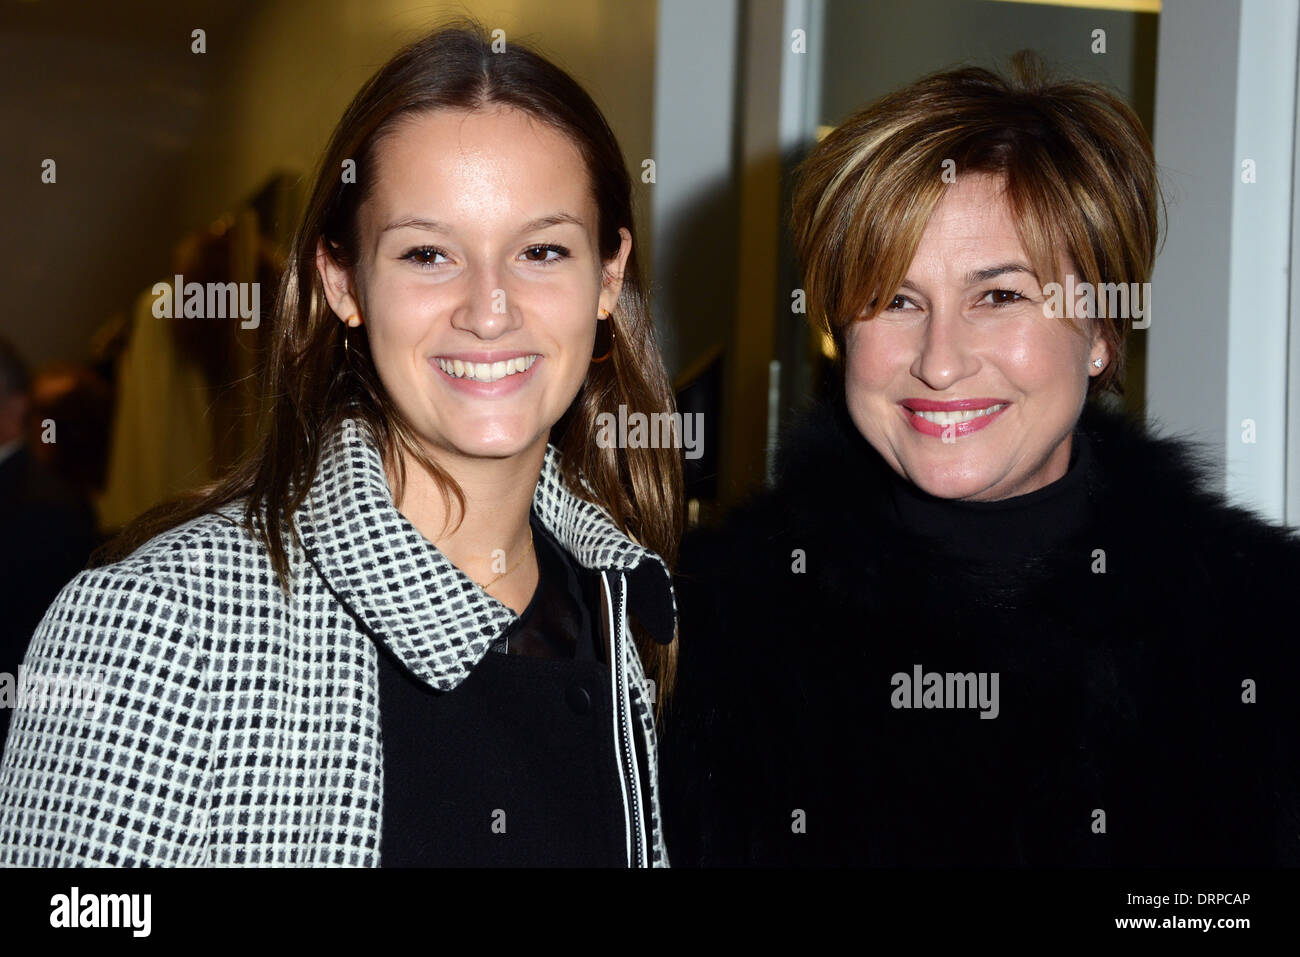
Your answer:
[883,427,1094,563]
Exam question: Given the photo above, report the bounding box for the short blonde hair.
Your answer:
[791,51,1161,397]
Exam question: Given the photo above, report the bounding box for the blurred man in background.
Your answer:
[0,339,99,752]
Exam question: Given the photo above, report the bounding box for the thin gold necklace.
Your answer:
[480,528,535,590]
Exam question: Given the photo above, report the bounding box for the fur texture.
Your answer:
[660,398,1300,866]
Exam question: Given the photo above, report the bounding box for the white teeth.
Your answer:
[436,355,538,383]
[911,403,1007,426]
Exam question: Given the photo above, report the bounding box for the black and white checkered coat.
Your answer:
[0,418,676,866]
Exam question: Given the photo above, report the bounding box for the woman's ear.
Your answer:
[1087,325,1111,376]
[315,237,360,321]
[597,227,633,316]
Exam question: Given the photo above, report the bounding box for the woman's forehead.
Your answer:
[366,108,595,227]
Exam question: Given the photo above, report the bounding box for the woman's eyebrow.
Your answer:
[380,212,587,234]
[963,262,1036,284]
[897,263,1037,293]
[519,212,586,232]
[381,216,452,234]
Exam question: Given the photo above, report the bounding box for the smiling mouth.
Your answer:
[907,403,1008,426]
[434,355,539,382]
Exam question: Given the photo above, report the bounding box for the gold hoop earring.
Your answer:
[344,314,360,355]
[592,309,615,363]
[343,315,358,356]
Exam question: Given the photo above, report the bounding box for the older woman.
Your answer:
[661,53,1300,866]
[0,24,681,867]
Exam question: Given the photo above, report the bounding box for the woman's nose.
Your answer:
[910,304,980,390]
[450,268,523,339]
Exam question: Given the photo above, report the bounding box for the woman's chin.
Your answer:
[433,424,548,461]
[901,462,1001,502]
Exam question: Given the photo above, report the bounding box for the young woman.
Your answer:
[661,53,1300,866]
[0,24,682,867]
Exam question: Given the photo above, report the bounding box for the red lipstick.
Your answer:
[899,398,1011,438]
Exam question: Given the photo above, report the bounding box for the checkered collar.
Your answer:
[293,417,676,690]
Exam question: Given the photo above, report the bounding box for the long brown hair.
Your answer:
[95,22,683,704]
[792,51,1162,398]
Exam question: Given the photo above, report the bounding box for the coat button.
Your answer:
[566,684,592,715]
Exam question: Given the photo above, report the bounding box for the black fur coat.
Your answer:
[659,398,1300,866]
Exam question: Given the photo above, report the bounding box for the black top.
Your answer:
[377,510,628,867]
[661,399,1300,866]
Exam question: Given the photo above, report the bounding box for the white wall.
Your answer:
[1151,0,1298,524]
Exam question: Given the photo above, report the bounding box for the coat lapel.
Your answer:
[292,417,677,692]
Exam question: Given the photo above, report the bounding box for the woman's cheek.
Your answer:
[1009,319,1087,393]
[846,323,897,395]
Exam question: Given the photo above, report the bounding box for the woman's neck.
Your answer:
[388,438,546,614]
[884,428,1093,563]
